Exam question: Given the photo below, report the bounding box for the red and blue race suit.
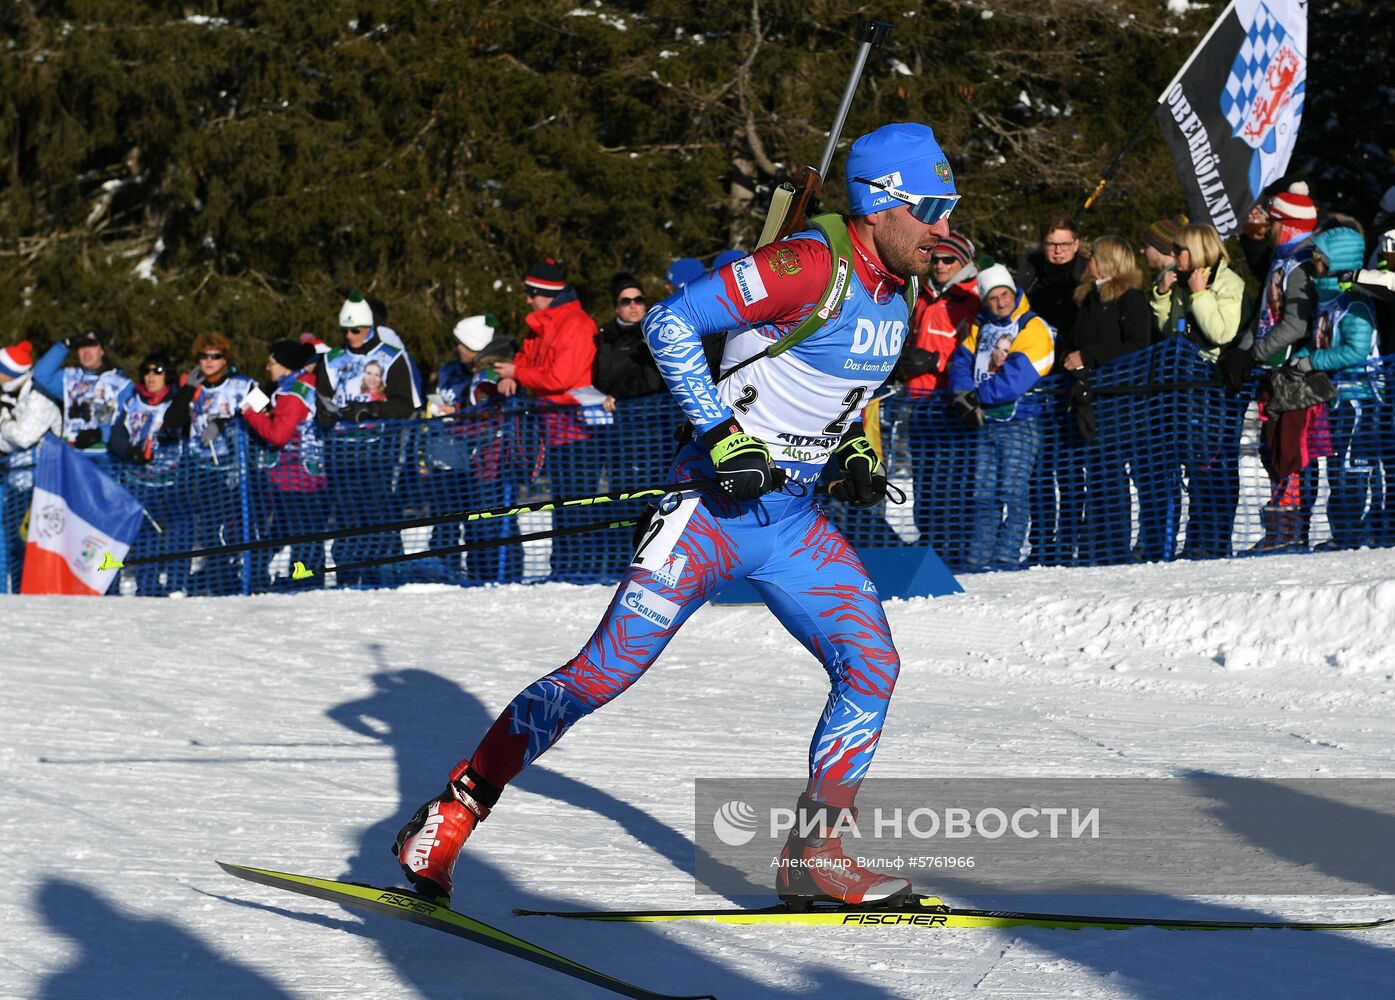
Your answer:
[469,221,911,809]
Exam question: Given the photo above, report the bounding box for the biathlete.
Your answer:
[394,122,959,907]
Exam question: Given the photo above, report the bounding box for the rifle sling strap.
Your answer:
[720,214,917,379]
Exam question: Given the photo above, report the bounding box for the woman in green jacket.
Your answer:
[1150,223,1247,356]
[1149,223,1248,559]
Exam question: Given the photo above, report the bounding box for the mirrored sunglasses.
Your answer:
[855,176,960,224]
[141,364,167,375]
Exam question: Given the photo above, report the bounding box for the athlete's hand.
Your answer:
[827,426,886,508]
[893,346,940,380]
[702,418,784,501]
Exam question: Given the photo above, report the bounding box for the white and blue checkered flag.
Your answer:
[1156,0,1307,237]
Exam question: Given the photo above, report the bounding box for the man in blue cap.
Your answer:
[393,123,957,909]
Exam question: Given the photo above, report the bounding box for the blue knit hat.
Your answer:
[1311,227,1366,274]
[845,123,956,217]
[712,249,745,269]
[666,257,705,287]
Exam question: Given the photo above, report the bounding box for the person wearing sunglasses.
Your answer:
[155,332,257,593]
[1146,223,1247,561]
[108,353,190,595]
[393,122,957,911]
[162,332,256,463]
[490,258,599,582]
[1151,224,1245,359]
[315,291,420,424]
[109,353,181,466]
[896,230,979,567]
[585,272,669,575]
[593,272,663,409]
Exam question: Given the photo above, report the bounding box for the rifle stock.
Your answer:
[756,182,797,248]
[755,19,894,248]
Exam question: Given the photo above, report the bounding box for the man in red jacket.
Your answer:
[493,259,597,411]
[492,259,599,580]
[899,230,978,565]
[900,230,979,397]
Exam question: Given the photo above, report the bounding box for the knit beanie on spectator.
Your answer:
[1268,182,1317,244]
[976,263,1016,299]
[524,259,566,298]
[339,292,375,328]
[1142,216,1186,255]
[609,272,643,303]
[299,331,331,355]
[0,340,34,381]
[453,314,498,352]
[269,339,315,372]
[666,257,705,288]
[934,231,975,264]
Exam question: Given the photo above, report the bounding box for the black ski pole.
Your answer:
[285,516,638,585]
[100,479,711,571]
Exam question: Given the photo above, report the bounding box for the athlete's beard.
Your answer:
[872,220,938,282]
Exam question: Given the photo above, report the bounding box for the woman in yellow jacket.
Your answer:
[1149,223,1248,559]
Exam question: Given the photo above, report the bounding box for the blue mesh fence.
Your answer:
[2,339,1392,596]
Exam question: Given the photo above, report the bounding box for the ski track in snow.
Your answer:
[4,550,1395,999]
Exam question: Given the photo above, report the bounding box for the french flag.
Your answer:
[21,434,144,595]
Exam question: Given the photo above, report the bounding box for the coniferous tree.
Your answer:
[1,1,1388,369]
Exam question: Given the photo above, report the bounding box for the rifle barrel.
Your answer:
[816,19,896,179]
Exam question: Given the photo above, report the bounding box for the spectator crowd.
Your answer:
[3,180,1395,594]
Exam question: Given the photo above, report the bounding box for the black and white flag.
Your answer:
[1156,0,1307,236]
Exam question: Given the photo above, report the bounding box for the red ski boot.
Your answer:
[776,794,912,907]
[393,759,501,902]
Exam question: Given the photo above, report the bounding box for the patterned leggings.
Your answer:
[470,454,901,809]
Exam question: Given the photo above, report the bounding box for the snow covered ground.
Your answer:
[4,550,1395,999]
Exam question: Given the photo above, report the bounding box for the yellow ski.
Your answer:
[514,896,1394,932]
[217,862,716,999]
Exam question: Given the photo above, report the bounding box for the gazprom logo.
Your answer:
[851,318,905,357]
[732,257,768,306]
[620,582,680,628]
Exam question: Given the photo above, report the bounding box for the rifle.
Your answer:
[756,19,895,249]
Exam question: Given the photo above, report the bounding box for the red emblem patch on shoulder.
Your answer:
[767,247,803,277]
